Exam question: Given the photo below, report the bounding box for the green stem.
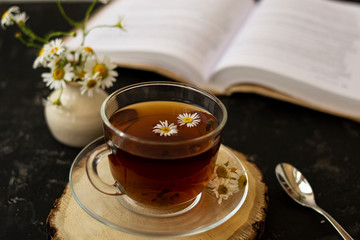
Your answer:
[15,33,43,48]
[18,24,47,44]
[85,24,119,35]
[53,87,64,106]
[45,31,76,41]
[84,0,98,25]
[56,0,82,28]
[80,0,99,45]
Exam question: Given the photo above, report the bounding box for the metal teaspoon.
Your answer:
[275,162,354,240]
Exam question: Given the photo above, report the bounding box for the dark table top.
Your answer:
[1,1,360,240]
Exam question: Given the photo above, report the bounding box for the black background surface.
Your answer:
[0,1,359,239]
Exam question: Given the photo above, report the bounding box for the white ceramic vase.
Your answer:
[44,83,108,148]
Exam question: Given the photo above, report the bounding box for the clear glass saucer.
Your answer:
[69,137,249,238]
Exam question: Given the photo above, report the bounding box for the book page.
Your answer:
[213,0,360,100]
[67,0,254,84]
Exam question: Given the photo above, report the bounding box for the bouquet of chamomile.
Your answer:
[1,0,125,105]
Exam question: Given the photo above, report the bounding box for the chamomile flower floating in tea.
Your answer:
[108,100,222,207]
[1,1,125,105]
[152,120,178,137]
[177,112,201,127]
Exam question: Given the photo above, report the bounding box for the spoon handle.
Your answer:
[313,205,353,240]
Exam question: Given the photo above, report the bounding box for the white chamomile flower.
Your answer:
[44,38,66,57]
[215,162,241,180]
[85,56,118,89]
[13,11,28,25]
[207,158,246,204]
[74,68,87,81]
[231,174,247,191]
[33,48,47,69]
[115,15,126,31]
[209,178,238,204]
[152,120,178,137]
[1,6,20,29]
[77,46,95,59]
[80,73,101,97]
[177,112,201,127]
[41,62,74,90]
[214,164,231,178]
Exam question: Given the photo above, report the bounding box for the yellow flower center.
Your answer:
[216,166,228,178]
[86,79,97,89]
[238,175,247,189]
[183,117,193,123]
[2,11,8,20]
[77,71,86,79]
[38,48,44,57]
[218,185,228,195]
[51,47,59,55]
[52,68,65,80]
[161,127,171,133]
[83,46,94,53]
[93,64,108,78]
[116,21,124,29]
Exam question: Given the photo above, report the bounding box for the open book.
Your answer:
[66,0,360,122]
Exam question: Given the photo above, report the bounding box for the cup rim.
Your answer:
[101,81,228,146]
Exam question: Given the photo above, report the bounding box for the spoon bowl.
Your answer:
[275,162,315,208]
[275,163,353,240]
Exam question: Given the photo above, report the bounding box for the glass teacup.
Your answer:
[86,81,227,216]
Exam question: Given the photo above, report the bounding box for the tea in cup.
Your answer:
[86,81,227,216]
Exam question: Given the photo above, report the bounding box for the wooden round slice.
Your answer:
[46,148,268,240]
